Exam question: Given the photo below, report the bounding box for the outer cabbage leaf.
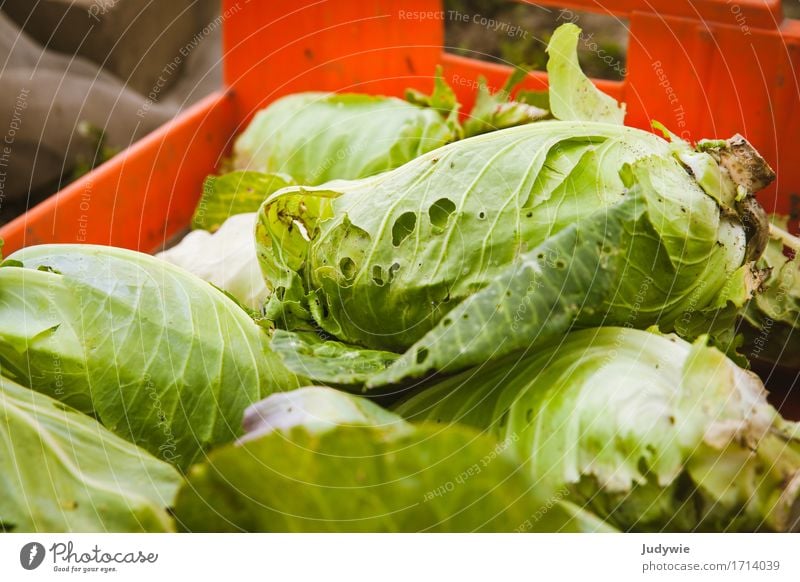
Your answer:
[741,214,800,368]
[233,92,459,183]
[0,375,181,532]
[395,328,800,532]
[174,388,579,532]
[0,245,305,468]
[368,156,755,385]
[257,124,703,349]
[158,213,268,311]
[270,329,401,386]
[258,137,760,386]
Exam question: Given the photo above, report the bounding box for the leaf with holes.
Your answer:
[256,124,696,353]
[367,156,759,386]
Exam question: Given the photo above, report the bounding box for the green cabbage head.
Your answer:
[257,24,772,388]
[233,91,459,183]
[395,327,800,532]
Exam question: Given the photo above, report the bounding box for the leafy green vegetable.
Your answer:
[257,125,745,353]
[395,328,800,532]
[1,20,789,536]
[0,374,181,532]
[191,171,295,232]
[233,92,459,183]
[0,245,305,469]
[175,387,579,532]
[158,213,268,311]
[741,214,800,368]
[257,23,770,389]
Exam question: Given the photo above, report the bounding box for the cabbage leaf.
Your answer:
[0,245,305,468]
[0,374,181,532]
[546,23,626,123]
[741,214,800,368]
[233,92,459,183]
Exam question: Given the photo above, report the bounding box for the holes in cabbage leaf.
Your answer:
[339,257,357,280]
[50,400,72,413]
[478,211,486,220]
[392,212,417,246]
[498,410,509,428]
[428,198,456,229]
[316,293,330,319]
[416,347,429,364]
[372,265,384,286]
[388,262,401,282]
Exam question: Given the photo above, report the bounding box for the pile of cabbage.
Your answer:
[1,24,798,533]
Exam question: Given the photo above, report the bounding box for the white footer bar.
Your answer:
[1,534,797,581]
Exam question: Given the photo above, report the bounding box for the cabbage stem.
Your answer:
[769,223,800,254]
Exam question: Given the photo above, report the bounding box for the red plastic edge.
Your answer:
[520,0,783,28]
